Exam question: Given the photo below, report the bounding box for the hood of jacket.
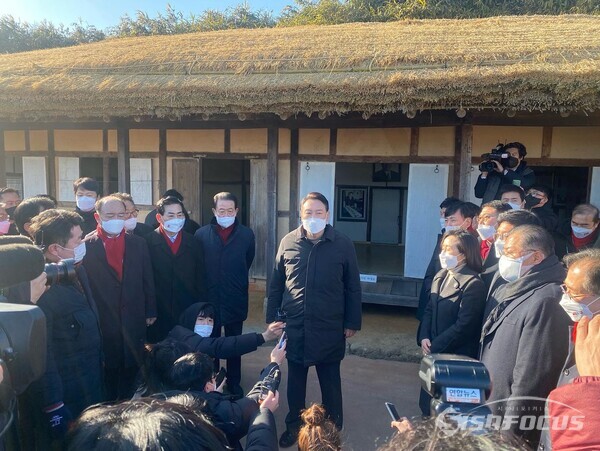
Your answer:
[179,301,221,337]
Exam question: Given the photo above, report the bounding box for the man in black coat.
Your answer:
[480,224,570,448]
[538,248,600,451]
[73,177,100,236]
[474,142,535,204]
[83,195,157,401]
[145,189,201,235]
[194,192,255,397]
[28,209,103,446]
[267,192,362,448]
[146,196,206,342]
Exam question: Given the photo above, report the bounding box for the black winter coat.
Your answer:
[33,265,103,417]
[194,219,255,325]
[83,233,156,369]
[145,230,206,342]
[266,225,362,366]
[416,234,442,321]
[418,266,486,358]
[480,255,570,446]
[75,207,98,236]
[474,162,535,204]
[168,302,266,359]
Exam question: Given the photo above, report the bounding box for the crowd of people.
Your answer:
[0,139,599,450]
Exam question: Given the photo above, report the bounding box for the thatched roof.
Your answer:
[0,15,599,121]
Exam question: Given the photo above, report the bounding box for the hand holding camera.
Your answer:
[479,144,519,174]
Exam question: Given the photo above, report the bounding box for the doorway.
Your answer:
[201,159,250,226]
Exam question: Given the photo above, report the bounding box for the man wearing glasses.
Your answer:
[83,195,157,401]
[113,192,154,238]
[194,192,255,399]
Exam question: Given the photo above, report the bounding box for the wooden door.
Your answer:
[172,159,201,224]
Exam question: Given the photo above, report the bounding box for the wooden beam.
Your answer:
[47,130,56,198]
[541,126,553,161]
[159,129,167,196]
[0,128,6,188]
[289,129,299,231]
[224,129,231,153]
[24,129,31,152]
[102,129,110,196]
[266,126,279,289]
[410,127,419,157]
[329,128,337,156]
[117,128,131,193]
[453,124,473,199]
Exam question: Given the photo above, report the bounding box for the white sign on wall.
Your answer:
[404,164,449,278]
[57,157,79,202]
[130,158,153,206]
[298,161,335,225]
[22,157,47,199]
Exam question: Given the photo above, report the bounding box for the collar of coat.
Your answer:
[432,265,479,290]
[498,254,565,302]
[294,224,335,242]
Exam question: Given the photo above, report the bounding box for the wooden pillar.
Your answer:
[266,127,279,289]
[158,129,167,196]
[289,129,299,231]
[117,127,130,193]
[453,124,473,200]
[101,129,110,195]
[47,130,56,198]
[0,127,6,188]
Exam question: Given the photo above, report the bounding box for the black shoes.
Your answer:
[278,429,298,448]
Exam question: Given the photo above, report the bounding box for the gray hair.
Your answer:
[572,203,600,222]
[506,224,554,258]
[564,248,600,295]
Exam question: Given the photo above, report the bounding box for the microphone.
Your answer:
[0,243,45,289]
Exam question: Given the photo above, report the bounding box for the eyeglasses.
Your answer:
[560,284,587,300]
[125,209,139,218]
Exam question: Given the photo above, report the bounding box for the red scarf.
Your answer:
[216,223,235,244]
[480,239,492,261]
[572,322,578,343]
[572,227,599,250]
[159,225,182,255]
[97,225,125,281]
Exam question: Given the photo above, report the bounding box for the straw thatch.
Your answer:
[0,15,599,121]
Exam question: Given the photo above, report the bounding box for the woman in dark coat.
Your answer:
[417,229,486,416]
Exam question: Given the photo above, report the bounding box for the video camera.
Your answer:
[44,258,76,286]
[479,144,519,172]
[419,354,491,420]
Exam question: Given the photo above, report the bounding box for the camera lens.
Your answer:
[44,259,77,286]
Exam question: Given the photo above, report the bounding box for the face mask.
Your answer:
[163,218,185,233]
[124,217,137,231]
[498,252,534,283]
[302,218,327,235]
[101,219,125,235]
[194,324,213,337]
[439,252,460,270]
[0,220,9,235]
[507,202,522,211]
[76,195,96,212]
[5,206,16,217]
[572,225,595,239]
[559,294,600,322]
[444,225,461,232]
[494,239,505,258]
[73,242,86,263]
[439,217,446,231]
[525,195,542,209]
[216,215,235,228]
[477,224,496,241]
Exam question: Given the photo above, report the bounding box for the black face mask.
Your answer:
[525,194,542,209]
[5,206,16,217]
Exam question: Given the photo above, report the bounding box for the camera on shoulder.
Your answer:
[479,144,519,172]
[44,258,77,286]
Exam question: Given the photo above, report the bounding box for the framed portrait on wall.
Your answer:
[372,163,401,182]
[337,186,368,222]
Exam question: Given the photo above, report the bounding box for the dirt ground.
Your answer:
[245,286,423,363]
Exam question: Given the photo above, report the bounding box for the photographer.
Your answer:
[474,142,535,204]
[29,209,103,446]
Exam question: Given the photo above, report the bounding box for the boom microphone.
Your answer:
[0,244,45,289]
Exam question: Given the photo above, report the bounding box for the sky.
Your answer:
[1,0,293,29]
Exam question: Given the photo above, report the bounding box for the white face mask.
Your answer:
[477,224,496,241]
[101,219,125,235]
[494,239,505,258]
[572,225,595,239]
[216,215,235,228]
[59,242,87,263]
[507,202,522,211]
[498,252,534,283]
[0,220,10,235]
[76,195,96,212]
[559,294,600,322]
[164,218,185,233]
[439,252,460,270]
[124,217,137,231]
[194,324,213,337]
[302,217,327,235]
[439,217,446,231]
